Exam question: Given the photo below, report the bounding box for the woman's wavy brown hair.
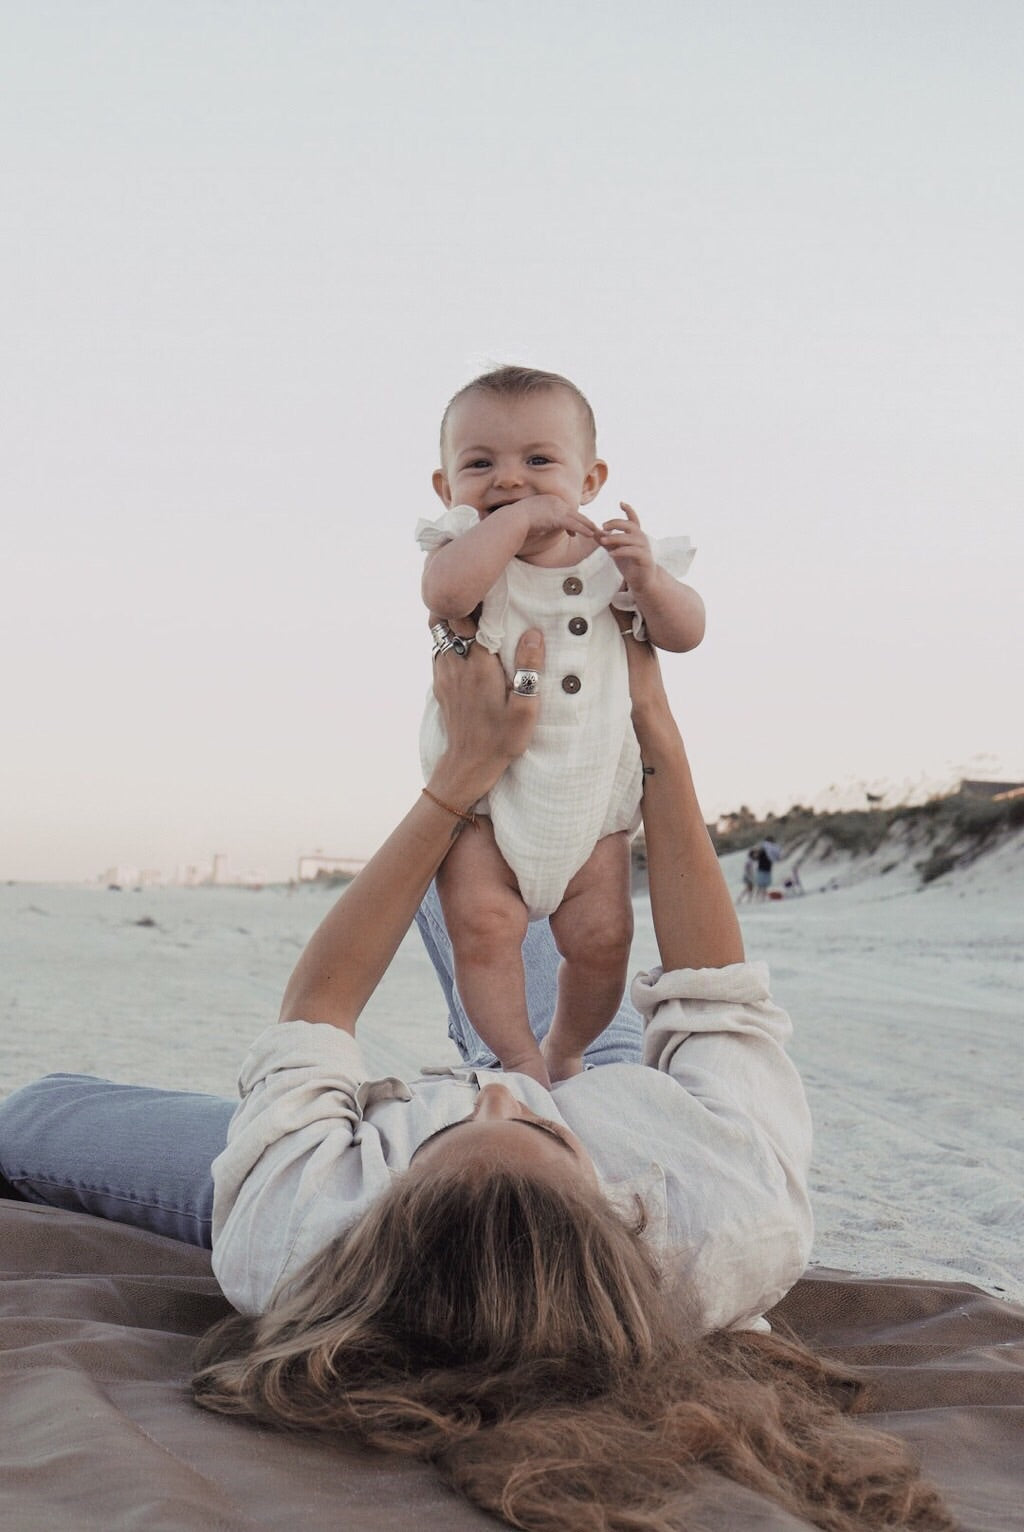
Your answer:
[193,1169,954,1532]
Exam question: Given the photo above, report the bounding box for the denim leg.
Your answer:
[414,881,642,1069]
[0,1074,235,1248]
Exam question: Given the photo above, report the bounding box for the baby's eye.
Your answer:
[464,458,491,470]
[527,455,553,466]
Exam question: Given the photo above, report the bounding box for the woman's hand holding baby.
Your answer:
[429,625,544,809]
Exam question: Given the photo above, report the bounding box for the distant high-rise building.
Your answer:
[297,854,365,882]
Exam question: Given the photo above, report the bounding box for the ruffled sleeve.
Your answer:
[414,503,508,654]
[414,503,480,552]
[611,534,696,639]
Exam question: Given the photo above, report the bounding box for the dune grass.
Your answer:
[632,789,1024,886]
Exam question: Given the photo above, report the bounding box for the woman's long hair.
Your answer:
[193,1169,954,1532]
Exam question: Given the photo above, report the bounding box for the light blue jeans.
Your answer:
[0,884,642,1248]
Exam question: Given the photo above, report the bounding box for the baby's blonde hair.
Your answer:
[440,364,598,461]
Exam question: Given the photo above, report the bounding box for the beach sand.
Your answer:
[2,837,1021,1302]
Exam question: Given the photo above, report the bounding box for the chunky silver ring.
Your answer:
[430,621,452,646]
[511,668,541,696]
[432,636,456,661]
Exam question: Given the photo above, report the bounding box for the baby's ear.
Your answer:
[579,459,609,505]
[432,468,453,507]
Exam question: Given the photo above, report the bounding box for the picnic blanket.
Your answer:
[2,1198,1021,1530]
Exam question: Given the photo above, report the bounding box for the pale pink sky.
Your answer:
[2,1,1021,881]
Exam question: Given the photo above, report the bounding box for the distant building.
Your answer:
[297,854,366,882]
[100,864,138,888]
[211,853,230,885]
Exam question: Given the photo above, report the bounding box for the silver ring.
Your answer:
[430,622,452,647]
[432,637,456,662]
[449,633,475,658]
[511,668,541,696]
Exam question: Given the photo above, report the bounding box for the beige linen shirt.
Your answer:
[211,960,813,1330]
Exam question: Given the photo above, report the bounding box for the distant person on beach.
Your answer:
[0,630,952,1531]
[755,843,774,899]
[738,847,758,903]
[417,365,704,1087]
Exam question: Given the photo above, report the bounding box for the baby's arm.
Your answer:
[600,502,705,653]
[423,496,600,617]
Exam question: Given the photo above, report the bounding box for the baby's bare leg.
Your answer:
[435,819,548,1086]
[544,833,634,1082]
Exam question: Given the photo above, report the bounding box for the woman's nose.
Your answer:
[473,1084,520,1121]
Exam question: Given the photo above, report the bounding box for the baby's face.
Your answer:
[434,389,604,518]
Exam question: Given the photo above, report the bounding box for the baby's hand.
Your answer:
[507,494,601,544]
[600,502,656,593]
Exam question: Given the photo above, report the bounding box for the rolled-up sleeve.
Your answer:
[211,1021,410,1314]
[630,961,814,1328]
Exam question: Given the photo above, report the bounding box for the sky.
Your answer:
[2,0,1022,883]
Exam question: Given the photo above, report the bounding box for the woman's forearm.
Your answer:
[629,653,744,972]
[278,768,482,1033]
[278,630,545,1035]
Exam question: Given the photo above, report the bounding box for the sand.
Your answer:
[2,836,1021,1302]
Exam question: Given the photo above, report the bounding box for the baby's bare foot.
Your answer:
[540,1035,585,1084]
[500,1048,552,1090]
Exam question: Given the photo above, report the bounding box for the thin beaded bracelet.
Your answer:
[421,787,477,827]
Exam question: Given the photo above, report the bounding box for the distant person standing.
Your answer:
[763,836,783,866]
[737,848,757,904]
[755,844,774,900]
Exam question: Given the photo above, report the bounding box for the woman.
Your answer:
[0,627,951,1531]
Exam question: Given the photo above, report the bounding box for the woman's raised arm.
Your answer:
[278,629,544,1033]
[624,636,744,973]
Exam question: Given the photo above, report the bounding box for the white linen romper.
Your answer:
[418,505,695,919]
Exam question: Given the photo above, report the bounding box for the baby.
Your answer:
[417,366,705,1086]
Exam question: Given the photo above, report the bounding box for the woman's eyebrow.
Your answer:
[411,1116,575,1160]
[516,1120,575,1154]
[410,1117,469,1158]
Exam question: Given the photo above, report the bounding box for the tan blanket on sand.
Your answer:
[1,1199,1021,1531]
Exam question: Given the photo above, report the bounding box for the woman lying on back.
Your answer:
[195,627,951,1532]
[0,625,952,1530]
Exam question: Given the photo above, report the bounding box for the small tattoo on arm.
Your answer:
[642,765,655,776]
